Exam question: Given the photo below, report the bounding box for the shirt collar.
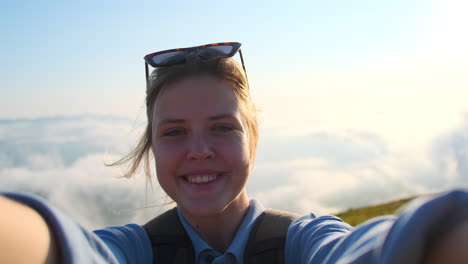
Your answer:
[177,199,265,263]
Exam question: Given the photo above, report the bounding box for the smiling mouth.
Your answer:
[183,173,222,184]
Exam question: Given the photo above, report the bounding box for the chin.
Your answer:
[178,198,231,217]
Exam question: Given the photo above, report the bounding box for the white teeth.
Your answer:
[188,174,218,184]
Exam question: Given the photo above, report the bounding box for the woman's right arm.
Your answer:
[0,196,60,264]
[0,193,123,264]
[0,192,153,264]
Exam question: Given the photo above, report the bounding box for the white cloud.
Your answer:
[249,114,468,215]
[0,115,169,230]
[1,114,468,230]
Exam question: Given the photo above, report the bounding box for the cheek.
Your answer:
[153,143,183,174]
[153,145,181,197]
[239,132,252,163]
[239,118,255,163]
[222,134,251,170]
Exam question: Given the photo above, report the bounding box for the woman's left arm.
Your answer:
[424,218,468,264]
[286,189,468,264]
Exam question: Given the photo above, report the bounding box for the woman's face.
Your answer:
[152,75,251,216]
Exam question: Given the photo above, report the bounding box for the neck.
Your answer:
[180,191,250,253]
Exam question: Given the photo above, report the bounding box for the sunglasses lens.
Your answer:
[151,51,186,66]
[198,45,235,58]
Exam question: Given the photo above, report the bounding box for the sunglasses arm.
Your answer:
[238,49,249,84]
[145,62,149,82]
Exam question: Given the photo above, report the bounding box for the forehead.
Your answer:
[153,75,241,121]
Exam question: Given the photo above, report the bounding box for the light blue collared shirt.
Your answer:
[177,199,265,264]
[4,190,468,263]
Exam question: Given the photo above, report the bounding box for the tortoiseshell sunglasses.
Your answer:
[143,42,247,81]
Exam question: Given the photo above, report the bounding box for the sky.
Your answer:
[1,0,468,229]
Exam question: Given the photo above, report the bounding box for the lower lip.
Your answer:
[180,174,223,193]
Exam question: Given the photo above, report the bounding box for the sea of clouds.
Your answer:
[1,114,467,230]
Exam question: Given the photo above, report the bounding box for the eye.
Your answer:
[163,128,185,137]
[213,124,234,133]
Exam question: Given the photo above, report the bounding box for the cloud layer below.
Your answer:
[1,114,467,229]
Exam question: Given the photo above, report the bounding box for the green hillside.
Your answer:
[336,196,415,226]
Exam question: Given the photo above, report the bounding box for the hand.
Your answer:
[424,218,468,264]
[0,196,60,264]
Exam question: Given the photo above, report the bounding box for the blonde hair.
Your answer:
[110,54,258,180]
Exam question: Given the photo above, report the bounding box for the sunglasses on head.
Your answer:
[143,42,247,81]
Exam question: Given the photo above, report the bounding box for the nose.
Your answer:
[186,134,215,160]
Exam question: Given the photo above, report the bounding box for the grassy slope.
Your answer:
[335,196,415,226]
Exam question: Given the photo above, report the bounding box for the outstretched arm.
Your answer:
[0,196,60,264]
[0,192,152,263]
[425,218,468,264]
[286,189,468,264]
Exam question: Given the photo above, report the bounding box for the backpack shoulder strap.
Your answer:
[244,209,300,264]
[143,208,195,264]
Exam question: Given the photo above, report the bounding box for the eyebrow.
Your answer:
[156,113,238,128]
[209,113,237,121]
[156,118,185,128]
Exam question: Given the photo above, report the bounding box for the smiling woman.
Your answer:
[152,75,251,219]
[1,42,468,264]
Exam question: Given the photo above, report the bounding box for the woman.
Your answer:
[1,42,468,264]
